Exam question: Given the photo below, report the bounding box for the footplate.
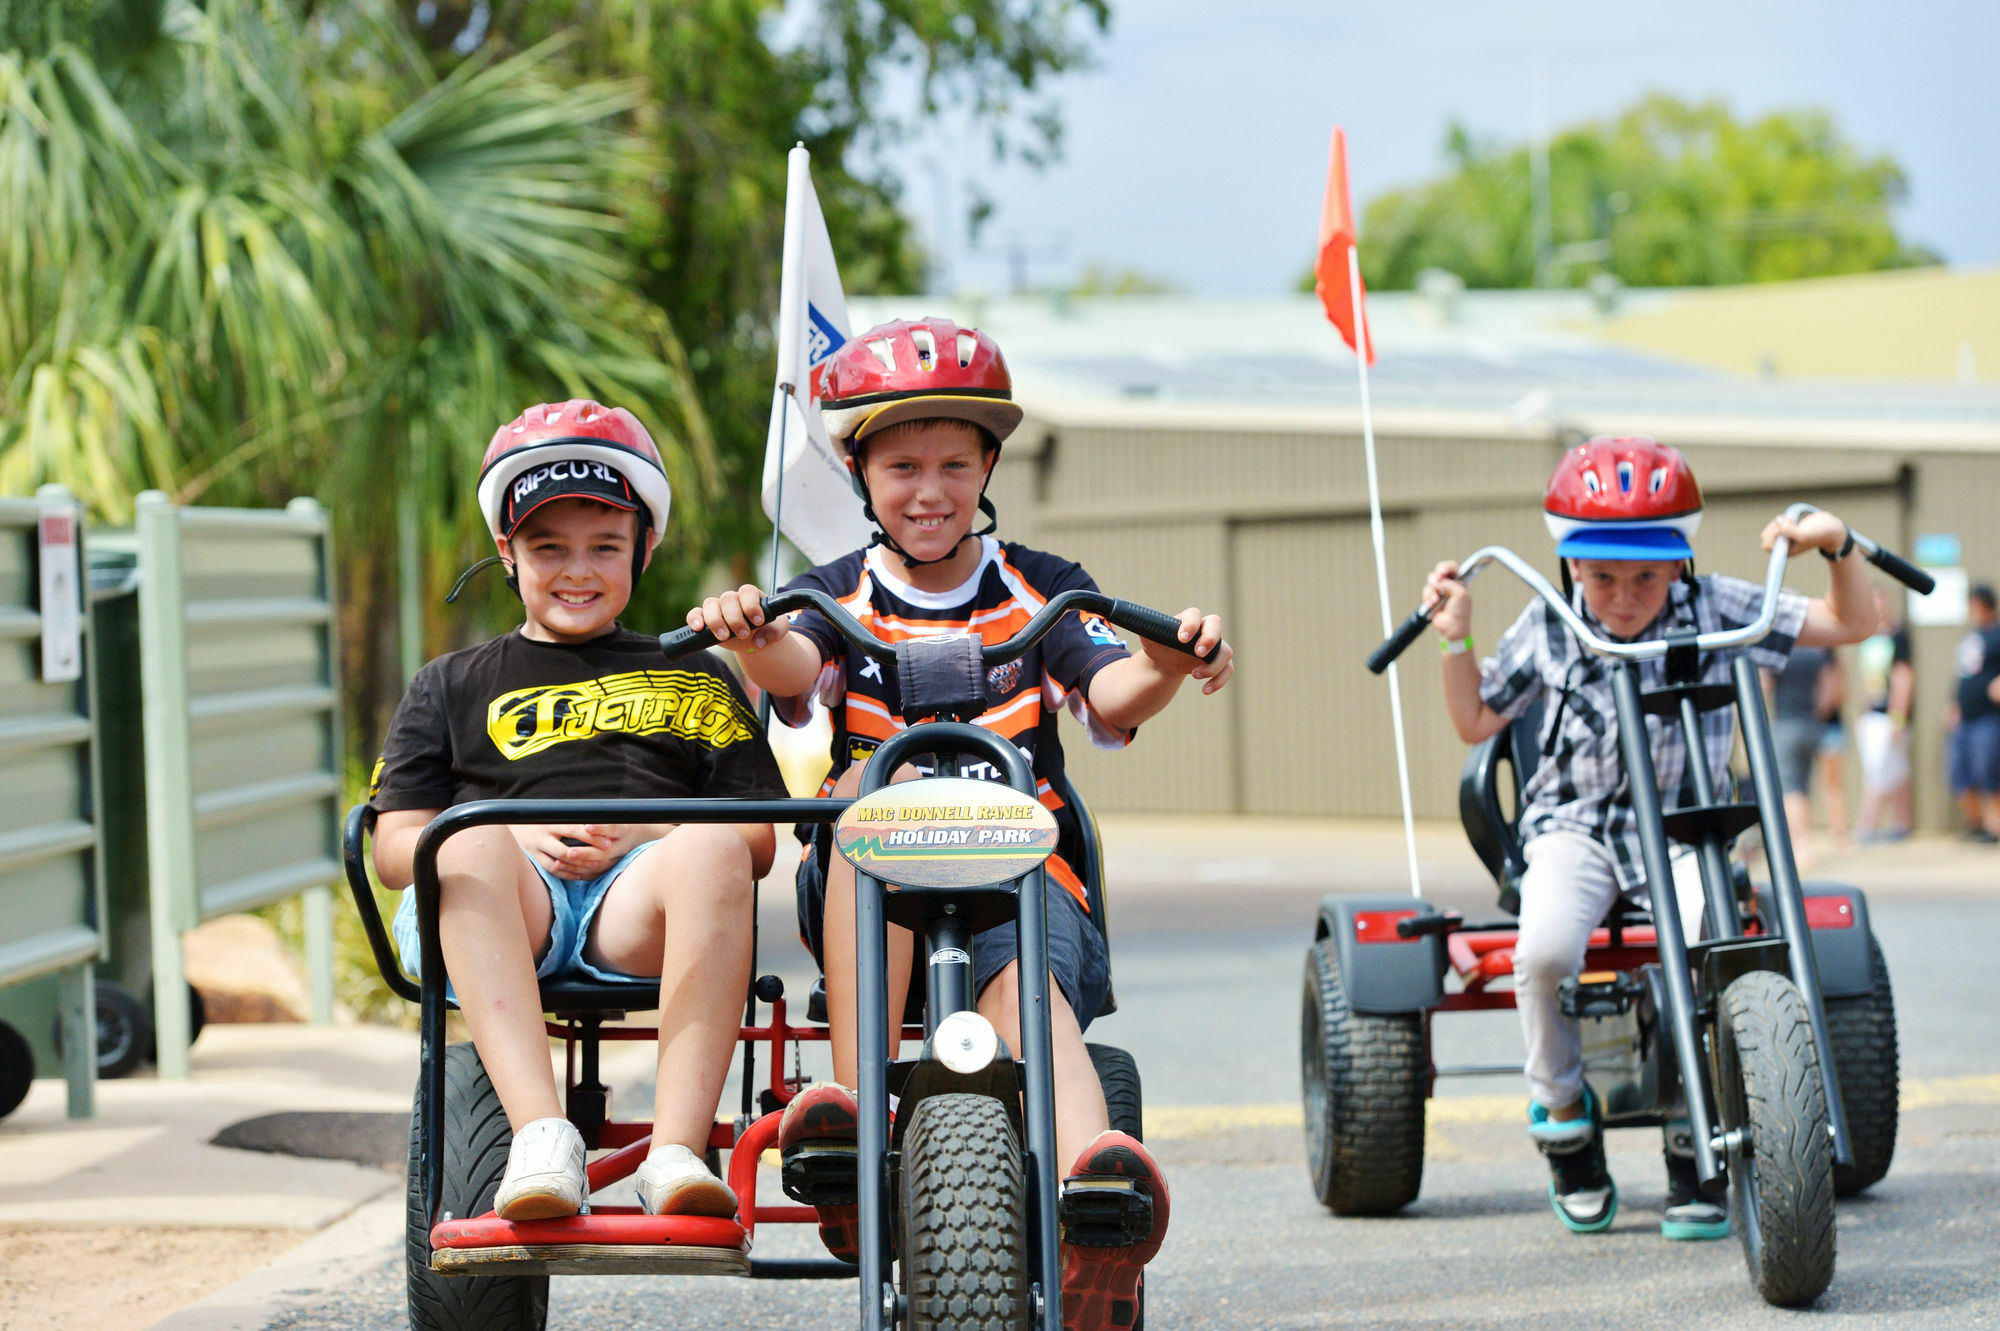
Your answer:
[1059,1177,1154,1247]
[781,1141,858,1207]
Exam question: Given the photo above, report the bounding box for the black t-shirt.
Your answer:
[1956,623,2000,721]
[371,626,786,812]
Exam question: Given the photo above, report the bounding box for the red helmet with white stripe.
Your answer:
[819,318,1024,451]
[476,400,672,550]
[1544,436,1702,560]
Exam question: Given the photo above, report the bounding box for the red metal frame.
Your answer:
[431,998,929,1253]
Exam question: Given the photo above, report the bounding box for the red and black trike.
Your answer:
[345,586,1201,1330]
[1301,507,1923,1306]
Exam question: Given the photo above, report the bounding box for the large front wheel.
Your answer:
[1301,938,1427,1215]
[900,1093,1031,1331]
[1714,970,1836,1307]
[407,1043,549,1331]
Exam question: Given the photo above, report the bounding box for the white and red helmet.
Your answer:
[819,318,1024,451]
[1544,436,1703,560]
[476,400,672,550]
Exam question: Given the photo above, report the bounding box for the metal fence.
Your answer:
[137,493,341,1077]
[0,487,102,1117]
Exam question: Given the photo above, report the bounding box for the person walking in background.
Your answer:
[1768,644,1847,870]
[1855,587,1915,842]
[1813,653,1853,853]
[1947,583,2000,843]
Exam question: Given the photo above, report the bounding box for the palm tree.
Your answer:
[0,0,719,737]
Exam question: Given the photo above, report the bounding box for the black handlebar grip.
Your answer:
[658,623,718,661]
[1108,600,1219,662]
[1864,545,1936,596]
[1366,604,1437,675]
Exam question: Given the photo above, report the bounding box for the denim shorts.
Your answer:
[1948,713,2000,794]
[795,829,1111,1031]
[390,840,660,991]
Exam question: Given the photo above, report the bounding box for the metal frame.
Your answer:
[0,486,103,1118]
[137,493,340,1078]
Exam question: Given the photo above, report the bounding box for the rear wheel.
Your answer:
[1085,1043,1145,1330]
[1714,970,1836,1307]
[407,1043,549,1331]
[899,1093,1030,1331]
[1301,938,1427,1214]
[1825,933,1897,1197]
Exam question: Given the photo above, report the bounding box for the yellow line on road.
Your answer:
[1147,1074,2000,1140]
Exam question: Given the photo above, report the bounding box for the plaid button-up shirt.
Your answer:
[1479,574,1808,891]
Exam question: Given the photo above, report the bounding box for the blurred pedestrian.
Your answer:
[1767,644,1846,869]
[1947,583,2000,843]
[1854,586,1914,842]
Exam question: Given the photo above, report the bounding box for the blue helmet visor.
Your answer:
[1555,525,1694,561]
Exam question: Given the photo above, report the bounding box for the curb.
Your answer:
[146,1186,402,1331]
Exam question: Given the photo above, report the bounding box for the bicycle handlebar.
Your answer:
[658,587,1219,668]
[1366,504,1936,675]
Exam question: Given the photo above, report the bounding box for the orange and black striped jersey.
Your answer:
[775,537,1134,909]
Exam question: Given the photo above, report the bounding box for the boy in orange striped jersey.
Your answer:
[686,318,1232,1330]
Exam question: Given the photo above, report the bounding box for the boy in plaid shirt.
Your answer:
[1423,438,1877,1238]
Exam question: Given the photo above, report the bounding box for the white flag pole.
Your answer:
[1349,244,1423,897]
[766,144,811,593]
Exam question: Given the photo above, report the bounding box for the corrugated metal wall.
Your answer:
[999,418,1976,824]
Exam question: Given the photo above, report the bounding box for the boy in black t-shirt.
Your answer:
[372,400,788,1222]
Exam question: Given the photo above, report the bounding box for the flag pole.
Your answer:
[766,383,791,592]
[1348,244,1423,897]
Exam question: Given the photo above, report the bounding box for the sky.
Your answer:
[879,0,2000,297]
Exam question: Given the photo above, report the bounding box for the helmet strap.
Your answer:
[852,466,1001,571]
[445,554,520,605]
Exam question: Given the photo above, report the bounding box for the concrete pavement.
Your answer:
[0,817,1986,1328]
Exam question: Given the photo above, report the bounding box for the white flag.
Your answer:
[762,145,873,566]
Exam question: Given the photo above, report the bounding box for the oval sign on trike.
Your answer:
[832,776,1058,890]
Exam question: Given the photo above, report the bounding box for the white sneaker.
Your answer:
[495,1117,588,1221]
[635,1144,738,1218]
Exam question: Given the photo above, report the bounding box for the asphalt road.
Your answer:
[251,837,2000,1330]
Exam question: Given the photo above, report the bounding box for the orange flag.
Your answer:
[1313,126,1375,364]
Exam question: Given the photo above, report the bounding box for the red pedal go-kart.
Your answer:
[1300,507,1923,1307]
[344,587,1204,1330]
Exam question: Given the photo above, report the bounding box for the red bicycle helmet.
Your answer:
[1543,436,1703,559]
[476,400,672,550]
[819,318,1024,450]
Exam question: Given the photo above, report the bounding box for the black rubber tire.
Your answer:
[1301,937,1427,1215]
[1826,933,1897,1197]
[1714,970,1837,1308]
[407,1043,549,1331]
[0,1021,32,1121]
[1085,1043,1145,1331]
[899,1093,1031,1331]
[1088,1043,1144,1141]
[95,982,152,1079]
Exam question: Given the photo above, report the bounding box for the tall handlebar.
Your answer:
[1366,504,1936,674]
[658,587,1219,667]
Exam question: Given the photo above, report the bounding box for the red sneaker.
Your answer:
[1060,1131,1170,1331]
[777,1083,861,1264]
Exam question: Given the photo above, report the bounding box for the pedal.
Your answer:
[780,1142,858,1207]
[1059,1177,1153,1248]
[1559,970,1644,1020]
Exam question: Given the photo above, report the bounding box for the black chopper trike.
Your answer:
[1300,507,1927,1307]
[341,586,1207,1331]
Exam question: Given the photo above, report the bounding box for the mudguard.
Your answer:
[1313,894,1446,1014]
[1755,881,1876,1000]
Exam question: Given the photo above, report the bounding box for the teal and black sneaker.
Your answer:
[1530,1087,1617,1233]
[1660,1150,1730,1241]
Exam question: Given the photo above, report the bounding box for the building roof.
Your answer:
[846,277,2000,450]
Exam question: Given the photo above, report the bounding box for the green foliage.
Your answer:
[1354,93,1937,291]
[1067,262,1175,297]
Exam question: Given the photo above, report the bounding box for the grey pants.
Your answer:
[1515,831,1707,1110]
